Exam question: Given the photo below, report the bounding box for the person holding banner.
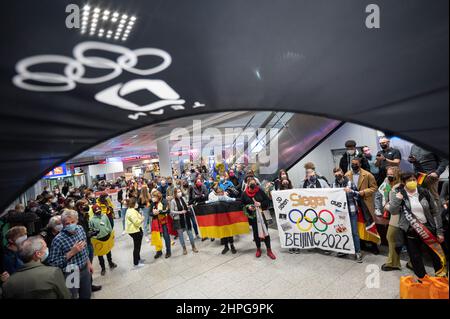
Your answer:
[96,193,115,230]
[170,188,199,255]
[241,178,276,260]
[390,172,446,278]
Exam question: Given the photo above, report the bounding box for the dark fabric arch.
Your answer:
[0,0,448,211]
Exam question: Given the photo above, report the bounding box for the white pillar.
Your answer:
[157,137,171,177]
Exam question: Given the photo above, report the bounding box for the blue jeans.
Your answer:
[162,224,171,254]
[349,212,361,253]
[121,208,127,231]
[177,229,195,248]
[141,207,151,236]
[87,241,94,262]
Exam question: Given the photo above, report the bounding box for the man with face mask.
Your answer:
[47,210,94,299]
[362,146,380,182]
[339,140,370,174]
[3,226,27,275]
[302,167,329,189]
[2,236,71,299]
[375,137,401,185]
[345,158,380,254]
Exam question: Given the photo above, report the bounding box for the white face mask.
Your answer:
[177,193,182,198]
[54,224,63,232]
[15,235,27,246]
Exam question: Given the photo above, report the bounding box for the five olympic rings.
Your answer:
[288,208,335,232]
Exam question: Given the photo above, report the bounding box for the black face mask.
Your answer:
[387,175,395,182]
[82,206,90,212]
[351,165,360,172]
[380,144,388,150]
[249,184,256,189]
[335,175,343,181]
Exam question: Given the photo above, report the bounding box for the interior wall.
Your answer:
[287,123,382,186]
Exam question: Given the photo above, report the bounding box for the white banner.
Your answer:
[272,188,355,254]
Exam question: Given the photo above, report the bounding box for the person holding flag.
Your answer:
[241,177,276,260]
[390,172,446,278]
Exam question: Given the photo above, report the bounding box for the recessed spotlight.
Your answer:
[130,16,137,21]
[83,5,90,10]
[128,21,135,25]
[106,34,111,39]
[126,25,132,30]
[120,19,126,23]
[82,10,90,16]
[122,14,128,19]
[94,8,100,13]
[103,10,110,15]
[111,17,117,22]
[118,23,124,28]
[113,12,119,17]
[102,16,108,20]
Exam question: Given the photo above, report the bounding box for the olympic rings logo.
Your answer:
[13,41,172,92]
[288,208,335,232]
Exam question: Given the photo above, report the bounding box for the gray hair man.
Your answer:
[2,236,71,299]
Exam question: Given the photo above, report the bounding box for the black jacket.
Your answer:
[339,150,370,174]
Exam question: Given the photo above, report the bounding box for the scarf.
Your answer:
[174,197,192,230]
[245,185,260,198]
[253,198,269,239]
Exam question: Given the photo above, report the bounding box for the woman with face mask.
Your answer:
[390,172,446,278]
[89,205,117,276]
[170,188,199,255]
[189,178,212,241]
[150,190,176,259]
[40,215,63,251]
[125,197,145,267]
[241,178,276,260]
[96,193,115,230]
[3,226,27,275]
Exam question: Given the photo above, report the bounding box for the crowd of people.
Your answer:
[0,136,448,299]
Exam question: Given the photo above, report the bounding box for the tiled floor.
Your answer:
[90,219,429,299]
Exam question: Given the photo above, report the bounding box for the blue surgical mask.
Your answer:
[41,248,49,262]
[64,224,77,233]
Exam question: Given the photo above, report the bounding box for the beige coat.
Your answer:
[345,168,378,219]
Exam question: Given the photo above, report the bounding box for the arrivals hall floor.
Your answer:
[91,219,429,299]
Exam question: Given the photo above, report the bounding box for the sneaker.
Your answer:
[355,253,363,263]
[91,285,102,292]
[196,235,201,240]
[202,237,208,242]
[154,251,162,259]
[108,262,118,269]
[267,249,276,260]
[381,264,401,271]
[221,246,230,254]
[337,253,347,258]
[183,247,188,255]
[256,249,262,258]
[230,245,237,254]
[134,263,145,268]
[294,249,301,254]
[210,238,215,242]
[192,246,199,253]
[101,269,106,276]
[289,248,295,254]
[322,250,332,255]
[165,252,171,258]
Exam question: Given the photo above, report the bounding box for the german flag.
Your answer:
[193,200,250,238]
[417,172,427,185]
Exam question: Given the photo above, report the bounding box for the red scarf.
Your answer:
[245,185,260,198]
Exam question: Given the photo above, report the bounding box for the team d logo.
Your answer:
[12,41,204,120]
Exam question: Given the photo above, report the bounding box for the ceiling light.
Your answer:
[94,8,100,13]
[82,10,90,16]
[93,13,99,18]
[102,15,108,20]
[111,17,117,22]
[103,10,110,15]
[83,5,90,10]
[113,12,119,17]
[128,21,135,25]
[130,16,136,21]
[122,14,128,19]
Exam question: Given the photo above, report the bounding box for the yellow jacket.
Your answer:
[125,208,144,234]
